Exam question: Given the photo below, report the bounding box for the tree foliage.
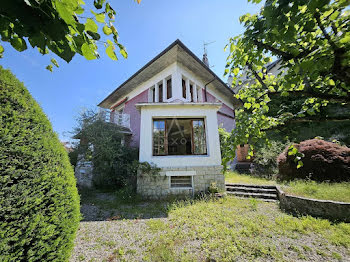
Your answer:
[0,66,80,261]
[0,0,141,70]
[223,0,350,168]
[72,110,159,190]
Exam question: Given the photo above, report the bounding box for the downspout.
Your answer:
[204,77,216,102]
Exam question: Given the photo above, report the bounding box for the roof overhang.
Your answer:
[98,39,241,109]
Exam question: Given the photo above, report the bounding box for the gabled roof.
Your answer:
[98,39,240,108]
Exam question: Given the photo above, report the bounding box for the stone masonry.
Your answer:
[74,159,93,188]
[137,165,225,199]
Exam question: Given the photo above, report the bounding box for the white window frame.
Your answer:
[164,75,173,101]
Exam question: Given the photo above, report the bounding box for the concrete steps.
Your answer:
[226,183,278,201]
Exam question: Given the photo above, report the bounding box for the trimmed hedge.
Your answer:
[0,67,80,261]
[277,139,350,182]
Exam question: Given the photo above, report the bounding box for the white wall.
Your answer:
[110,62,235,110]
[138,103,222,167]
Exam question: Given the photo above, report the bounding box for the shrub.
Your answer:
[0,67,80,261]
[277,139,350,182]
[73,110,142,190]
[252,140,288,178]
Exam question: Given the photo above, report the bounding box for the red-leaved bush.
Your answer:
[277,139,350,182]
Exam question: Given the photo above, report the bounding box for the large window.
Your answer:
[153,118,207,156]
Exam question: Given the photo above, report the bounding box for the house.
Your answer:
[98,39,241,198]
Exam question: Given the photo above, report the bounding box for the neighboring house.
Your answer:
[98,39,241,198]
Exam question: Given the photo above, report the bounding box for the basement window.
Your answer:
[170,176,192,188]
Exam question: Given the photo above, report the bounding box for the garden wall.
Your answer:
[276,187,350,222]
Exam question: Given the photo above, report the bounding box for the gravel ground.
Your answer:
[70,191,350,262]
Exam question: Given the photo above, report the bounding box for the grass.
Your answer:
[72,190,350,261]
[225,171,277,185]
[281,180,350,203]
[79,187,170,220]
[142,197,350,261]
[225,171,350,202]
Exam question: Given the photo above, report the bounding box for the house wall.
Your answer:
[138,103,222,167]
[123,89,148,147]
[110,63,178,109]
[137,165,225,199]
[206,91,235,132]
[110,63,236,148]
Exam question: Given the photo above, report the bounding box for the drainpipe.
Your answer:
[204,77,216,102]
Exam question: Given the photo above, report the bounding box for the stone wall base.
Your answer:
[137,165,224,199]
[277,186,350,222]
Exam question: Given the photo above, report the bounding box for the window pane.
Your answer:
[159,84,163,102]
[182,79,186,98]
[154,120,165,130]
[167,119,192,155]
[190,84,194,102]
[192,120,207,154]
[167,78,172,99]
[153,120,166,155]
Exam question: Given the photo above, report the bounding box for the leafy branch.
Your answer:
[0,0,142,71]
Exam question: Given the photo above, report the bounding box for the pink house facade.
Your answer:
[98,40,240,198]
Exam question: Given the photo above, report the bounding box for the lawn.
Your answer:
[225,171,277,185]
[225,171,350,202]
[71,190,350,262]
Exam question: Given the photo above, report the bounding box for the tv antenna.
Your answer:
[203,41,215,56]
[203,41,216,68]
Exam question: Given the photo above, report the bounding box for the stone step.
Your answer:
[226,186,276,194]
[225,183,276,189]
[227,191,278,200]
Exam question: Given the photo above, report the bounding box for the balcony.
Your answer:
[98,108,130,129]
[111,112,130,128]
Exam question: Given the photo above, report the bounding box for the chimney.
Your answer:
[202,53,209,67]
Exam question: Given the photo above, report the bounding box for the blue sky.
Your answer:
[0,0,261,141]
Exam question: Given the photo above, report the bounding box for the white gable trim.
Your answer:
[109,62,177,109]
[108,62,235,110]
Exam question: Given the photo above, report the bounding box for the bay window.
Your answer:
[153,118,207,156]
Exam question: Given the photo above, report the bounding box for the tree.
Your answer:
[0,0,141,70]
[222,0,350,168]
[72,109,138,189]
[0,66,80,261]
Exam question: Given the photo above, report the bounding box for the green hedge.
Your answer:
[0,67,80,261]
